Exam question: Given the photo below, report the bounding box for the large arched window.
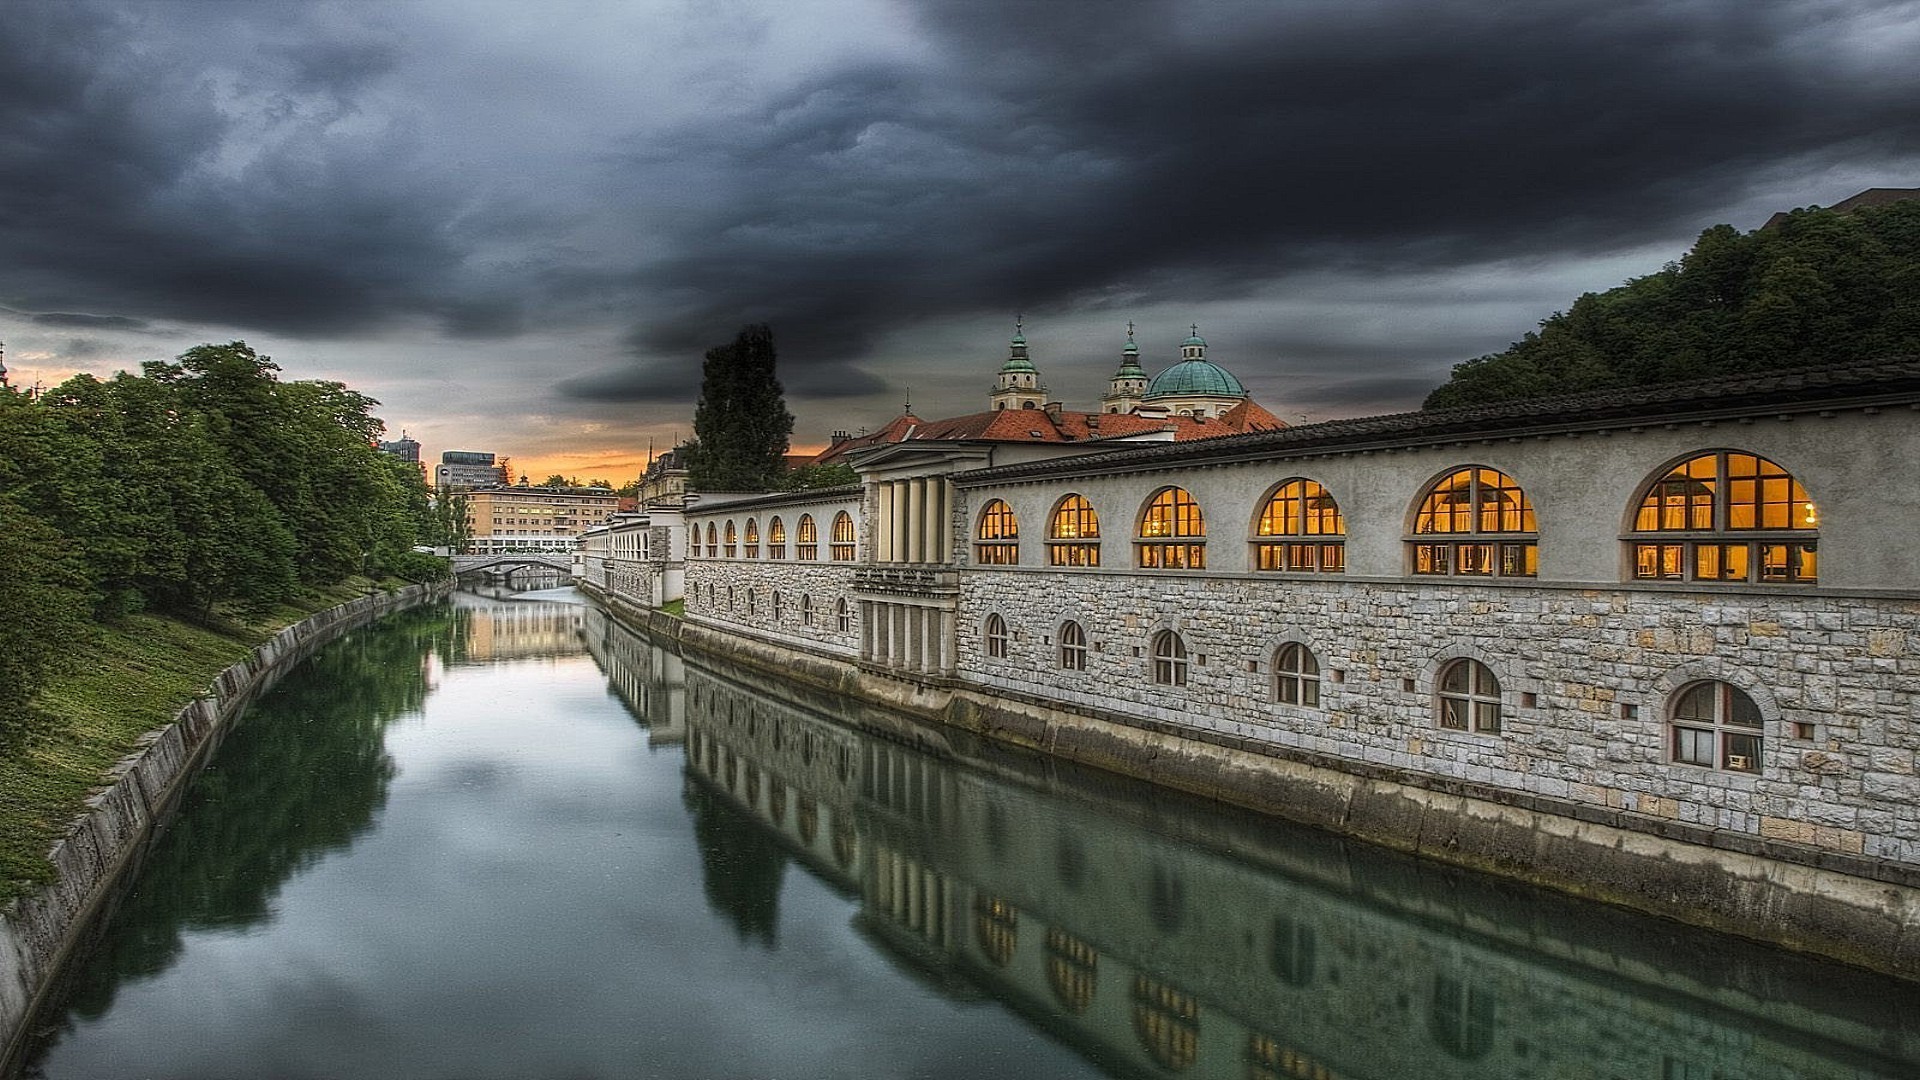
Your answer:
[1272,643,1320,707]
[1048,495,1101,566]
[1058,620,1087,671]
[1138,487,1206,569]
[743,518,760,559]
[704,522,717,557]
[767,516,787,560]
[723,520,738,558]
[975,499,1019,565]
[1436,658,1501,733]
[983,613,1009,658]
[797,514,819,560]
[1254,479,1345,572]
[1671,680,1763,773]
[1411,467,1537,577]
[830,511,856,560]
[1630,451,1817,583]
[1151,630,1188,686]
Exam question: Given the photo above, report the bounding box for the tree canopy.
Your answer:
[1425,199,1920,409]
[687,324,794,491]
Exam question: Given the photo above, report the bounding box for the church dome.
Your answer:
[1145,358,1245,399]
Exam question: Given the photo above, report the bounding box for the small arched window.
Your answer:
[1152,630,1188,686]
[1273,643,1321,707]
[984,613,1009,658]
[1048,495,1101,566]
[1671,680,1763,773]
[797,514,819,560]
[830,511,856,560]
[1058,620,1087,671]
[723,520,738,558]
[768,516,787,560]
[835,596,851,632]
[744,518,760,558]
[771,590,783,621]
[1138,487,1206,569]
[800,593,814,627]
[745,587,757,615]
[975,499,1019,565]
[1631,451,1817,583]
[1436,658,1501,734]
[704,522,717,557]
[1254,479,1345,573]
[1412,468,1537,577]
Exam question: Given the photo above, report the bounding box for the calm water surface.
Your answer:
[22,590,1920,1079]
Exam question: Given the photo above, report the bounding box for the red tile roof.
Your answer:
[807,400,1286,465]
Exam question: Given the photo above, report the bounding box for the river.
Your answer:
[19,589,1920,1078]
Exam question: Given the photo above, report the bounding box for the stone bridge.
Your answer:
[451,553,576,579]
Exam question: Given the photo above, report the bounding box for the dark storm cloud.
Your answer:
[0,308,153,332]
[575,0,1920,402]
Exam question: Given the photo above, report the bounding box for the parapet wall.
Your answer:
[0,582,450,1074]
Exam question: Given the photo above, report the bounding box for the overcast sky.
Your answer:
[4,0,1917,481]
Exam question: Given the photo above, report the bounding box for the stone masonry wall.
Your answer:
[684,557,862,660]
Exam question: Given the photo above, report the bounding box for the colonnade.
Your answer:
[860,599,953,676]
[873,478,954,564]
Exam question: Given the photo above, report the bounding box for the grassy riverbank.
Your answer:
[0,580,406,905]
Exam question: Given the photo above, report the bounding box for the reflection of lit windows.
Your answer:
[797,796,818,845]
[797,514,819,560]
[1254,479,1345,572]
[1047,494,1101,566]
[1058,620,1087,671]
[1046,928,1098,1014]
[1671,680,1763,774]
[1137,487,1206,569]
[1437,658,1501,734]
[830,511,856,560]
[1411,467,1537,577]
[975,896,1018,967]
[1132,975,1200,1072]
[975,499,1019,564]
[1430,974,1495,1060]
[1152,630,1188,687]
[1631,451,1817,583]
[1247,1033,1335,1080]
[1272,643,1320,708]
[983,613,1009,659]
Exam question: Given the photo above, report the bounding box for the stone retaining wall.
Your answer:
[0,582,450,1073]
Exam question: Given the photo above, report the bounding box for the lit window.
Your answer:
[1137,487,1206,569]
[797,514,819,560]
[744,518,759,559]
[1048,494,1101,566]
[1630,451,1817,584]
[1254,479,1345,572]
[1411,468,1537,578]
[1058,620,1087,671]
[724,520,738,558]
[1272,643,1321,707]
[1152,630,1188,686]
[703,523,716,556]
[1436,658,1501,733]
[830,511,856,561]
[984,613,1009,658]
[768,516,787,560]
[975,499,1019,565]
[1670,680,1763,773]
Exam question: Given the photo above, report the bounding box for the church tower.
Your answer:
[1101,323,1149,414]
[988,318,1048,411]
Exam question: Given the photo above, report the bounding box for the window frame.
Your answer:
[984,613,1010,659]
[1137,487,1207,570]
[1628,451,1818,585]
[1253,479,1346,573]
[1409,467,1537,578]
[1272,642,1321,708]
[830,511,856,561]
[1047,494,1102,567]
[1435,657,1502,734]
[1151,629,1188,687]
[768,516,787,560]
[1669,679,1764,774]
[1058,619,1087,671]
[797,514,819,560]
[975,498,1020,565]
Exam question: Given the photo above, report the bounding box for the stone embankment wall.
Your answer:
[0,582,450,1073]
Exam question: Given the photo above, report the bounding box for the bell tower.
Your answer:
[989,317,1048,411]
[1101,322,1149,414]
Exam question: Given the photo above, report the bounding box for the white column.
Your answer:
[860,600,874,661]
[906,479,925,563]
[876,484,895,563]
[936,480,952,565]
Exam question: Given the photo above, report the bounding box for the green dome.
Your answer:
[1144,358,1245,399]
[999,354,1037,373]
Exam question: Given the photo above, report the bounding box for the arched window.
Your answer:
[726,585,736,610]
[771,590,783,621]
[983,613,1009,658]
[1152,630,1188,686]
[704,522,717,557]
[746,587,757,615]
[1671,680,1763,773]
[1411,468,1537,577]
[1046,928,1098,1015]
[797,514,819,560]
[1437,658,1501,733]
[1047,494,1101,566]
[975,896,1018,968]
[1058,620,1087,671]
[1273,643,1320,707]
[723,520,738,558]
[1254,479,1346,572]
[1630,451,1817,583]
[743,518,760,558]
[1138,487,1206,569]
[800,593,814,627]
[835,596,851,632]
[830,511,856,560]
[975,499,1019,565]
[767,516,787,560]
[1131,976,1200,1073]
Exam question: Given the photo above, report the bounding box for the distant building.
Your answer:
[637,444,693,508]
[463,485,620,554]
[1761,186,1919,229]
[377,431,421,464]
[435,450,506,491]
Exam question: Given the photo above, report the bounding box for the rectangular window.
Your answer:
[1439,697,1469,730]
[1286,543,1317,572]
[1673,726,1716,767]
[1049,543,1100,567]
[974,543,1018,565]
[797,544,818,560]
[1457,544,1495,575]
[1415,544,1451,575]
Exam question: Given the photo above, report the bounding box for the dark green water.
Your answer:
[21,591,1920,1079]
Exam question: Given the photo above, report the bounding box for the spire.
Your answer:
[990,316,1045,410]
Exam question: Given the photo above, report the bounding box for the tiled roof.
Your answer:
[808,401,1286,464]
[952,357,1920,484]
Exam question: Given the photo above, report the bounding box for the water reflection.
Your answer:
[671,640,1920,1079]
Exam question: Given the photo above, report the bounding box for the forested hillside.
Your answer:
[1425,199,1920,409]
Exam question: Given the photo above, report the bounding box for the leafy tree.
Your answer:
[0,495,93,719]
[542,473,569,487]
[778,462,858,490]
[687,324,794,491]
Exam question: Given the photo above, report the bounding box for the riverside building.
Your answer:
[579,335,1920,977]
[465,483,619,554]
